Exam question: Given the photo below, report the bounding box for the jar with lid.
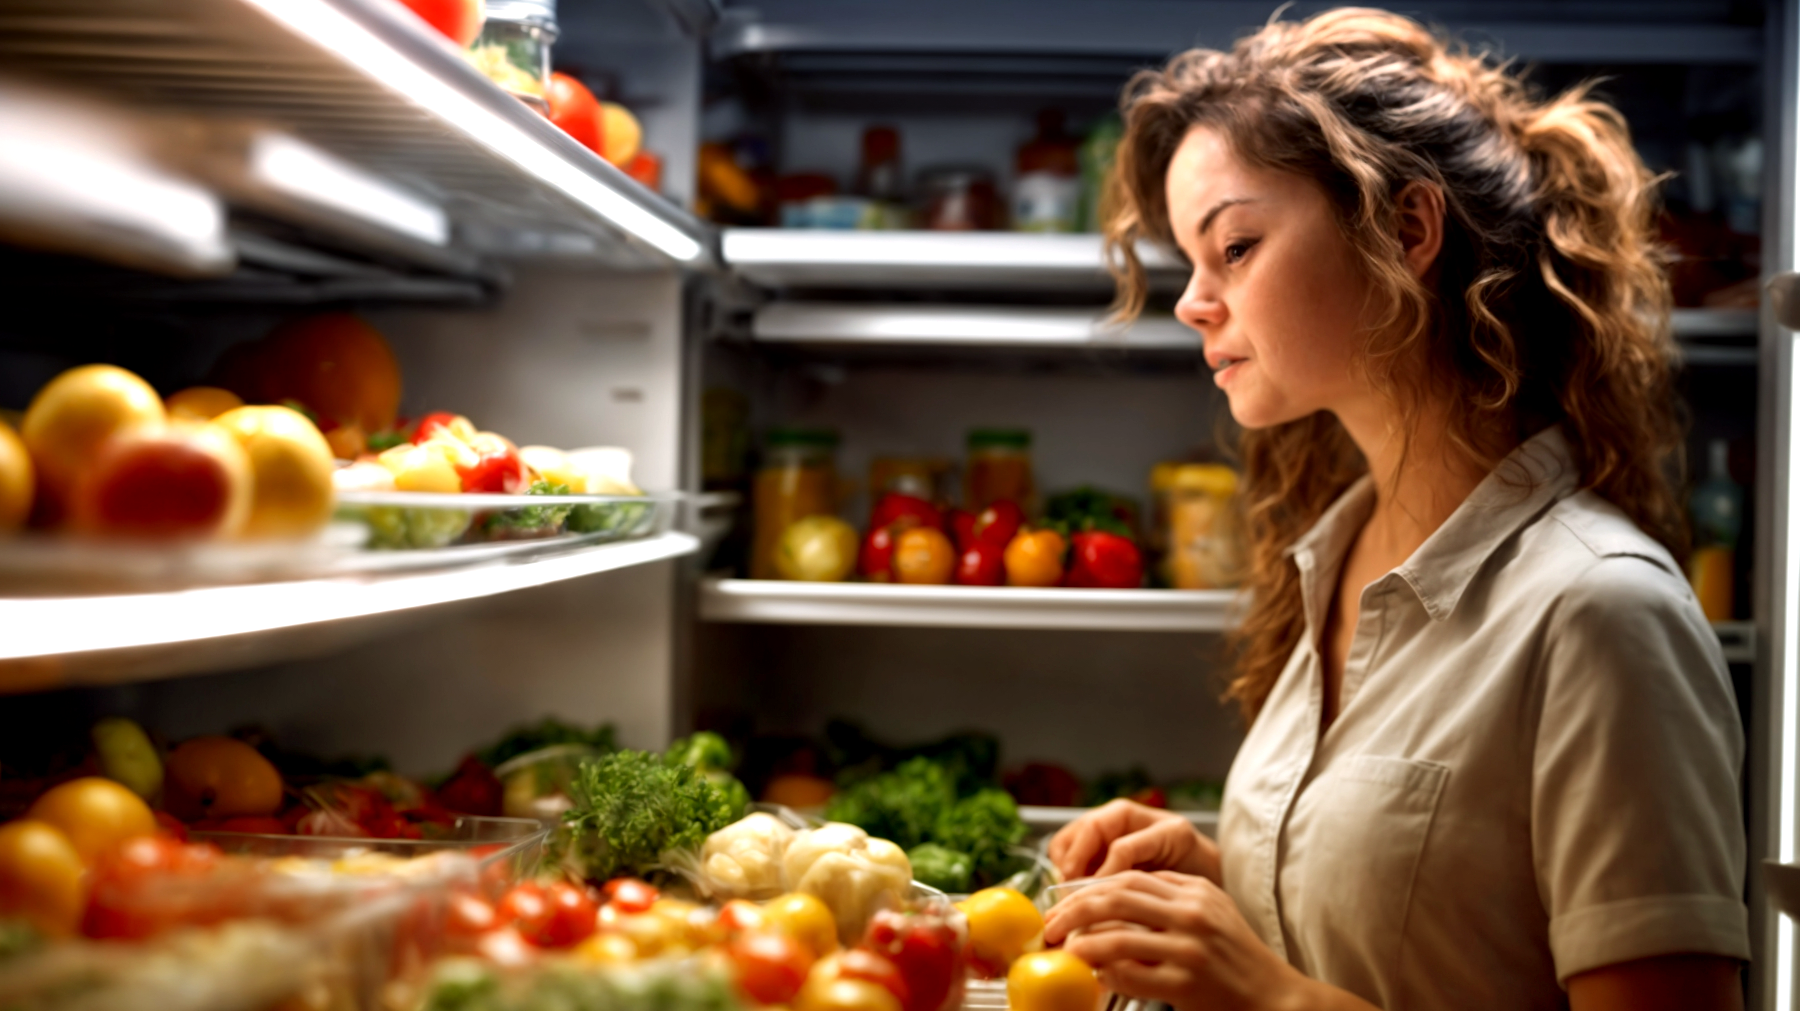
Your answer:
[1167,464,1245,589]
[752,428,840,579]
[964,429,1033,512]
[918,166,1001,231]
[467,0,558,113]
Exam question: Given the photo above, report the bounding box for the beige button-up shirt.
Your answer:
[1217,427,1749,1010]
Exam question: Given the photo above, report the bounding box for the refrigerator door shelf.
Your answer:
[0,531,699,693]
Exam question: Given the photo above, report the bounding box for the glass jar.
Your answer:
[751,428,839,579]
[918,166,1001,231]
[870,456,949,504]
[964,428,1033,512]
[467,0,558,113]
[1167,464,1245,589]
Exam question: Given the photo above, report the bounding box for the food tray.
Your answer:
[0,493,676,594]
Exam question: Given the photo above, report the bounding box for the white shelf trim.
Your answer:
[1,533,699,687]
[699,577,1235,632]
[752,303,1198,349]
[723,230,1183,289]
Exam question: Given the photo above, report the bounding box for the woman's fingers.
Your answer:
[1043,873,1195,944]
[1049,818,1103,880]
[1092,824,1176,878]
[1096,959,1192,1006]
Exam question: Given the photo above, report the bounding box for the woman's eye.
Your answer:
[1224,240,1257,264]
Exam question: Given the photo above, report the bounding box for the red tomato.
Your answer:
[500,881,598,948]
[548,73,604,155]
[1064,531,1143,588]
[411,412,464,444]
[865,910,965,1011]
[456,448,527,493]
[837,948,911,1009]
[603,877,659,914]
[152,812,189,841]
[858,524,900,581]
[947,509,977,551]
[953,539,1005,586]
[729,931,813,1005]
[447,892,498,937]
[972,501,1024,547]
[82,835,224,939]
[395,0,484,46]
[1129,786,1167,809]
[437,754,503,817]
[870,493,941,533]
[718,898,768,934]
[477,925,536,967]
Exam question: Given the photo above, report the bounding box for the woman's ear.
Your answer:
[1395,180,1445,280]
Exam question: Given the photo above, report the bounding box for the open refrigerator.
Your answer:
[0,0,1790,1006]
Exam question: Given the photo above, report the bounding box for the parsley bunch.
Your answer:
[565,749,745,881]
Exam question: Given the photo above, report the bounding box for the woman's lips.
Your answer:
[1211,355,1247,387]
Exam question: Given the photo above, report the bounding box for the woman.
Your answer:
[1045,9,1747,1010]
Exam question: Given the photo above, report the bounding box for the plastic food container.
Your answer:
[334,489,673,551]
[467,0,558,112]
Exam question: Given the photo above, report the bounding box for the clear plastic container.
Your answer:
[467,0,559,112]
[334,489,673,552]
[751,428,839,579]
[193,813,547,863]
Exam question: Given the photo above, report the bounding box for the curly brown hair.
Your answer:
[1105,8,1686,723]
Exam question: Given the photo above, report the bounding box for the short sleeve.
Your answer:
[1534,554,1748,982]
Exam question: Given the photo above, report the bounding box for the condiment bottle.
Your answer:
[1012,110,1080,233]
[965,429,1033,513]
[751,428,839,579]
[1688,438,1742,620]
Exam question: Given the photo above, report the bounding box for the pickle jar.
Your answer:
[467,0,558,113]
[751,428,839,579]
[964,428,1033,512]
[1167,464,1246,589]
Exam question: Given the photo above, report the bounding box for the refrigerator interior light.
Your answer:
[237,0,702,263]
[249,131,447,245]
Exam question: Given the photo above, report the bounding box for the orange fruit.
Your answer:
[0,417,32,532]
[211,405,336,538]
[255,313,403,434]
[26,777,158,864]
[163,736,284,821]
[0,819,87,937]
[893,527,955,584]
[165,386,244,422]
[21,364,165,511]
[1004,530,1067,587]
[71,420,252,539]
[1008,951,1101,1011]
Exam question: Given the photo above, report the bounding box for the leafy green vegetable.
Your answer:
[823,720,1001,795]
[907,843,974,894]
[481,481,574,535]
[937,788,1029,887]
[1044,486,1138,539]
[825,756,955,852]
[665,732,734,774]
[565,749,746,882]
[476,718,617,770]
[348,504,472,549]
[567,499,653,536]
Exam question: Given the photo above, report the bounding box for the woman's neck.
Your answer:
[1333,393,1503,563]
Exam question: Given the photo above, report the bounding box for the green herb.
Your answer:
[825,756,955,852]
[476,718,617,770]
[665,731,735,774]
[565,749,746,882]
[481,481,574,534]
[1044,486,1137,539]
[907,843,974,894]
[936,788,1029,887]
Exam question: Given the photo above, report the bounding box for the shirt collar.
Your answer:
[1287,425,1581,623]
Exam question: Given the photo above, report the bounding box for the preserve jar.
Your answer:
[751,428,839,579]
[964,428,1033,512]
[1167,464,1245,589]
[467,0,558,113]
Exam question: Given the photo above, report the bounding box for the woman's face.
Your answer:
[1166,125,1375,429]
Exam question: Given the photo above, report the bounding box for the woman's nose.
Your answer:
[1175,271,1225,333]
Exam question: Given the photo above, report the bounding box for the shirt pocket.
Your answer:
[1279,755,1450,1001]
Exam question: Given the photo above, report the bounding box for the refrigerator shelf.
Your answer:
[698,577,1236,632]
[1019,805,1218,838]
[722,229,1186,292]
[0,531,699,694]
[0,0,710,277]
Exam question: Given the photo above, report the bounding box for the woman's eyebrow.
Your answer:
[1197,197,1258,236]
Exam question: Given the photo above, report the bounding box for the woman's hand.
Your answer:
[1042,871,1375,1011]
[1047,800,1221,883]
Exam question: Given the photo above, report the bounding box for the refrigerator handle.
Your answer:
[1769,272,1800,330]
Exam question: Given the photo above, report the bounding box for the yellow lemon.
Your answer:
[212,405,335,537]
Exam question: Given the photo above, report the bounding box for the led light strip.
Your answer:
[239,0,702,262]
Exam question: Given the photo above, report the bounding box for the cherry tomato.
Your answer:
[395,0,484,46]
[1064,531,1143,589]
[477,924,536,967]
[718,898,768,934]
[456,447,527,494]
[548,72,604,155]
[410,411,465,444]
[893,527,955,584]
[859,524,900,581]
[499,880,598,948]
[835,948,911,1008]
[82,834,224,939]
[1003,530,1065,587]
[973,501,1024,547]
[447,892,498,937]
[603,877,659,914]
[953,539,1005,586]
[729,930,814,1005]
[870,493,941,533]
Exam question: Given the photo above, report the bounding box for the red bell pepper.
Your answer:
[871,493,942,533]
[1064,530,1143,588]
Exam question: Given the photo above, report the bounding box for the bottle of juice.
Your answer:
[1688,438,1742,621]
